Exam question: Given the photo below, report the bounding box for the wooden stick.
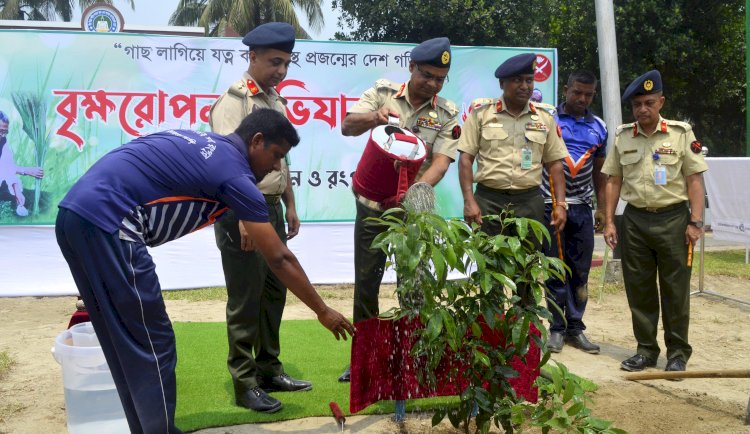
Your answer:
[548,174,564,261]
[625,369,750,381]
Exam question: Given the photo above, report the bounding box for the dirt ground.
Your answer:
[1,276,750,434]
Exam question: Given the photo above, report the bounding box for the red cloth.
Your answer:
[349,316,540,413]
[67,310,90,329]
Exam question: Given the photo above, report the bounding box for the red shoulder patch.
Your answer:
[690,140,702,154]
[452,125,462,139]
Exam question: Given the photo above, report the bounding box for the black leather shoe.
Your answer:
[259,373,312,392]
[235,386,282,413]
[547,332,564,353]
[620,354,657,372]
[665,357,686,381]
[338,365,351,382]
[565,333,600,354]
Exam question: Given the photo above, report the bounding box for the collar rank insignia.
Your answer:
[247,80,260,95]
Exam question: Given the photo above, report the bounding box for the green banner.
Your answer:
[0,29,557,224]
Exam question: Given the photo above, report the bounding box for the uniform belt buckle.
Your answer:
[264,194,281,205]
[645,207,660,213]
[354,193,383,212]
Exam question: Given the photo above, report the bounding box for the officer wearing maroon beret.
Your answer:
[602,69,708,374]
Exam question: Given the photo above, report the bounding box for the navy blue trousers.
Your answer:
[543,203,594,334]
[56,208,183,434]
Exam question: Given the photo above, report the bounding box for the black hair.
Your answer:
[235,108,300,148]
[567,70,598,87]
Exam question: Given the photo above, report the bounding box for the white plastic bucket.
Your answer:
[52,322,129,434]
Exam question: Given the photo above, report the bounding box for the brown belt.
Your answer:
[264,194,282,205]
[629,201,687,214]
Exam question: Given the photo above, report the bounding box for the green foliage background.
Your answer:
[333,0,747,156]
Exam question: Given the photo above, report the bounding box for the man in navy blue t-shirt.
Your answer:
[56,109,354,434]
[540,71,607,355]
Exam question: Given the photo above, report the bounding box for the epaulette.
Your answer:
[532,102,557,116]
[664,119,693,132]
[470,97,494,108]
[228,79,249,98]
[615,122,636,136]
[374,79,401,92]
[436,96,459,117]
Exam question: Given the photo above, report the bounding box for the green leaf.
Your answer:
[426,312,443,341]
[474,349,490,367]
[444,245,458,268]
[431,248,446,280]
[562,376,576,403]
[566,401,584,416]
[431,409,446,426]
[471,322,482,338]
[515,218,529,240]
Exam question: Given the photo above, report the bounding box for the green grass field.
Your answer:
[174,320,456,432]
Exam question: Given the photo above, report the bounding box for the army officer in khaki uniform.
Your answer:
[458,53,569,242]
[338,37,461,382]
[602,70,707,374]
[210,22,310,414]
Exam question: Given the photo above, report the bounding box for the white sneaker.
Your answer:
[16,205,28,217]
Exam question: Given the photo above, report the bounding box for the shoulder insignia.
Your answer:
[374,78,400,92]
[690,140,703,154]
[436,97,459,117]
[532,102,557,116]
[664,119,693,132]
[615,122,635,137]
[528,102,537,114]
[469,97,494,109]
[227,79,249,98]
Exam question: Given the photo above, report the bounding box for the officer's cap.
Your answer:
[495,53,536,79]
[622,69,662,102]
[410,37,451,68]
[242,22,295,53]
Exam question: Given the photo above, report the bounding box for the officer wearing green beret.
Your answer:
[338,36,461,382]
[210,22,310,414]
[458,52,569,251]
[602,69,708,374]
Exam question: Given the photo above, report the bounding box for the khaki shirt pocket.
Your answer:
[416,127,439,149]
[657,154,682,181]
[619,151,643,179]
[482,126,509,142]
[524,129,547,156]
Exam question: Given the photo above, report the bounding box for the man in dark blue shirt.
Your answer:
[540,71,608,355]
[56,108,354,434]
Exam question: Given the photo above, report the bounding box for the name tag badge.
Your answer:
[521,145,533,170]
[654,165,667,185]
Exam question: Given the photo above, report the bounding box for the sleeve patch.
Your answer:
[690,140,702,154]
[452,125,462,139]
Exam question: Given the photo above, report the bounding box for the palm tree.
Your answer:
[0,0,134,21]
[169,0,324,38]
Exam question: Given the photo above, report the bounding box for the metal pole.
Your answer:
[595,0,623,153]
[746,0,750,156]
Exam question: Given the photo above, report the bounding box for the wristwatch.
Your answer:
[555,201,569,211]
[688,220,704,229]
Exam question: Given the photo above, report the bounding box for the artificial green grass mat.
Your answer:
[174,320,458,432]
